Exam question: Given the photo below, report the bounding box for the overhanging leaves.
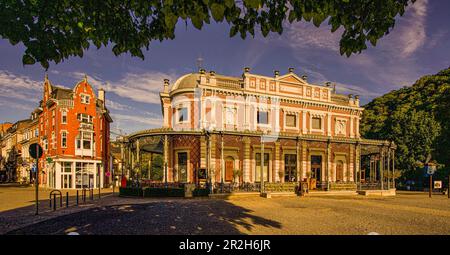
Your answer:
[0,0,415,69]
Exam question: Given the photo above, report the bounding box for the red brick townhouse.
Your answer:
[38,75,112,189]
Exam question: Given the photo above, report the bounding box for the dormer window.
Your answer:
[81,94,90,104]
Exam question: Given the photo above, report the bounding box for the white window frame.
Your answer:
[256,109,270,127]
[284,111,299,130]
[310,113,325,133]
[176,106,190,124]
[61,110,67,124]
[61,130,68,148]
[81,94,91,104]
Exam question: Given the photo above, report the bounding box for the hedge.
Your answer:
[119,187,143,197]
[143,187,184,197]
[119,187,211,197]
[193,188,210,197]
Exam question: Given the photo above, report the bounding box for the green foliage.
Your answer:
[150,154,164,181]
[361,68,450,182]
[0,0,415,69]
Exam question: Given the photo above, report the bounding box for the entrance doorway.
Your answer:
[311,155,322,181]
[336,160,344,182]
[255,153,269,182]
[177,152,188,182]
[225,157,234,182]
[284,154,297,182]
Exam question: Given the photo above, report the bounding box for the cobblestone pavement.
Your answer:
[0,185,115,234]
[2,190,450,235]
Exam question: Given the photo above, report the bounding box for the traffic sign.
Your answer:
[29,143,43,159]
[434,181,442,189]
[31,164,37,173]
[426,165,436,175]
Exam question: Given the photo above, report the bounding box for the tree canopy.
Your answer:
[0,0,414,69]
[361,68,450,182]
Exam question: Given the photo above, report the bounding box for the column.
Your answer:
[296,137,301,182]
[136,139,140,177]
[244,95,250,130]
[392,149,395,189]
[210,134,217,183]
[243,137,251,183]
[71,162,76,189]
[261,138,265,193]
[163,135,168,183]
[221,133,224,184]
[302,140,307,179]
[380,146,384,190]
[200,135,207,168]
[355,142,360,183]
[275,141,280,182]
[350,116,354,138]
[93,162,97,189]
[327,113,331,136]
[349,144,354,182]
[326,140,331,190]
[148,153,152,180]
[302,111,307,134]
[387,148,391,189]
[55,162,61,189]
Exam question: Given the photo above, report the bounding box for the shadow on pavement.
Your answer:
[6,199,282,235]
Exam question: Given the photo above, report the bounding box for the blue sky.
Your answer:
[0,0,449,136]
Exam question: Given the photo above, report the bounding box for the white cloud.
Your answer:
[0,70,44,103]
[283,21,342,52]
[379,0,428,58]
[0,98,34,112]
[69,71,177,104]
[111,113,163,134]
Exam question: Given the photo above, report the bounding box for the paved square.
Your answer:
[2,188,449,235]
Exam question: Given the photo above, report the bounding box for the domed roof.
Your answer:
[171,73,199,91]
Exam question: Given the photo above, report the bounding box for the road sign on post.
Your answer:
[29,143,43,215]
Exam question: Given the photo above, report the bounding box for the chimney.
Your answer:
[274,70,280,78]
[325,81,331,87]
[163,79,170,93]
[301,74,308,81]
[288,67,294,73]
[98,88,105,108]
[199,68,206,75]
[209,70,215,76]
[244,67,250,73]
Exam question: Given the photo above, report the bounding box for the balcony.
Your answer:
[216,79,243,90]
[58,99,74,108]
[79,123,93,131]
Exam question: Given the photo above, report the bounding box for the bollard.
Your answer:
[90,189,93,201]
[66,192,69,208]
[76,190,79,206]
[53,194,56,211]
[83,189,86,203]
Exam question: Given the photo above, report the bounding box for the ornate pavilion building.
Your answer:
[122,68,396,192]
